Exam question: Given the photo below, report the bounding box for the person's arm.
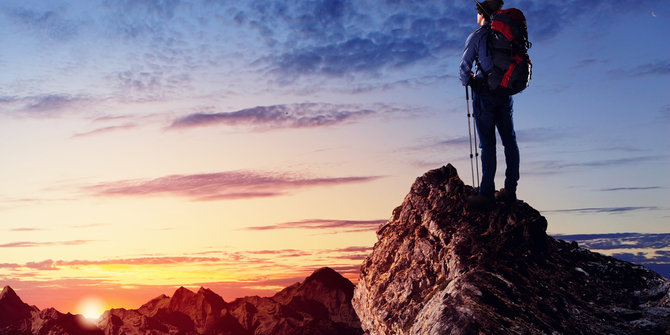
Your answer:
[459,31,478,86]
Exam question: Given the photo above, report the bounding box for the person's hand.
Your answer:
[463,72,475,86]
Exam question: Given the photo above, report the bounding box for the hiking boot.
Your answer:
[467,193,495,211]
[495,188,517,204]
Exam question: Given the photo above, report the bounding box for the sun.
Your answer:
[75,296,106,321]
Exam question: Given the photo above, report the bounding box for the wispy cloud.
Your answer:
[544,206,661,215]
[170,103,375,130]
[56,256,222,266]
[244,218,386,232]
[528,155,668,175]
[598,186,664,192]
[608,60,670,78]
[409,127,570,154]
[25,259,58,271]
[10,227,44,232]
[0,94,90,117]
[71,123,137,138]
[85,170,382,201]
[0,240,96,248]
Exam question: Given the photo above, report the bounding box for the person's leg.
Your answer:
[473,91,497,198]
[495,96,519,194]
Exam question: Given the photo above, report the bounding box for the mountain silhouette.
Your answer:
[99,267,362,335]
[1,267,361,335]
[0,286,102,335]
[353,164,670,334]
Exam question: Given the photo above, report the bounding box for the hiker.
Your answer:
[460,0,520,208]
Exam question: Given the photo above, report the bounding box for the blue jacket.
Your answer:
[459,25,493,86]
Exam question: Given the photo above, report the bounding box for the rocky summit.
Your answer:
[353,165,670,335]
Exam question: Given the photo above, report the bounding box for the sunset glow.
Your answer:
[1,0,668,314]
[75,296,106,321]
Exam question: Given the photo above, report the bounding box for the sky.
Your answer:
[1,0,669,316]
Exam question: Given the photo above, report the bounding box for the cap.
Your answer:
[474,0,503,16]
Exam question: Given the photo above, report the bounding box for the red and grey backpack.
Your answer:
[485,8,532,95]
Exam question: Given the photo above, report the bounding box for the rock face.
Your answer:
[99,267,363,335]
[353,165,670,335]
[0,286,103,335]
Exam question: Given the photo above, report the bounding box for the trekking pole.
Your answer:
[465,85,476,188]
[471,86,480,188]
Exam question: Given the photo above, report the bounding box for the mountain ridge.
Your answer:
[0,266,362,335]
[99,266,362,335]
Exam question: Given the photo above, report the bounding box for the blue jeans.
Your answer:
[472,91,519,198]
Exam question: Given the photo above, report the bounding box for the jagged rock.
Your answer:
[353,164,670,335]
[228,267,362,335]
[0,286,103,335]
[98,267,362,335]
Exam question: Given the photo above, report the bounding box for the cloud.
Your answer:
[554,233,670,250]
[244,218,386,232]
[0,94,90,117]
[25,259,58,271]
[598,186,664,192]
[85,170,381,201]
[524,0,654,41]
[0,240,96,248]
[57,256,222,266]
[99,0,181,39]
[170,103,375,130]
[248,0,653,81]
[554,233,670,279]
[411,127,570,155]
[572,58,608,69]
[8,5,80,41]
[245,249,311,257]
[0,263,20,269]
[254,1,468,81]
[609,60,670,79]
[10,227,43,232]
[270,36,433,79]
[112,70,192,97]
[529,155,668,175]
[72,124,137,138]
[544,206,661,215]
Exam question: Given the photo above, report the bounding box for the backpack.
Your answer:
[483,8,532,95]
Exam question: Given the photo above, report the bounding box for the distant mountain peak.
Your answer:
[304,267,355,291]
[0,285,20,303]
[353,164,670,334]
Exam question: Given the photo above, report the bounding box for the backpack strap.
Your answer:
[473,25,491,77]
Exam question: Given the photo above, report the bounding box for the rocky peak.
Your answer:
[136,294,170,316]
[1,286,23,306]
[353,164,670,335]
[271,267,360,329]
[0,286,36,329]
[304,267,356,292]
